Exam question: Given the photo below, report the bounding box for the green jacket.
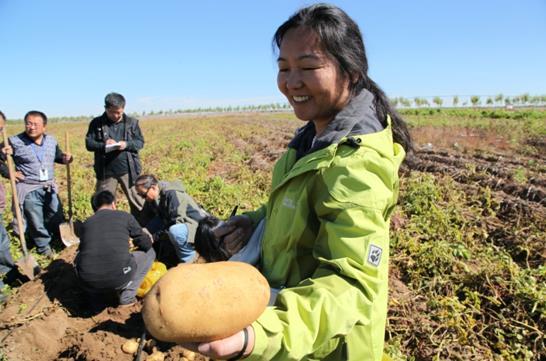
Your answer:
[245,90,405,360]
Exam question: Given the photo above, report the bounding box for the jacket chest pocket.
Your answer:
[268,179,316,251]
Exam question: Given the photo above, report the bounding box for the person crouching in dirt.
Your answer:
[75,191,155,307]
[6,110,72,259]
[134,174,209,265]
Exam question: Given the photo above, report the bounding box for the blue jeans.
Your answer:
[168,223,196,263]
[0,218,15,290]
[23,188,63,253]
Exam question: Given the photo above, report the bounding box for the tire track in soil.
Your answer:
[406,150,546,205]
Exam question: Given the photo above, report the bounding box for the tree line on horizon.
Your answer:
[6,93,545,123]
[391,93,546,109]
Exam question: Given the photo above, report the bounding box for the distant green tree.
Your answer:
[453,95,459,107]
[495,93,504,105]
[390,97,399,107]
[400,97,411,107]
[486,97,493,106]
[520,93,530,105]
[470,96,480,107]
[433,96,443,107]
[414,97,425,107]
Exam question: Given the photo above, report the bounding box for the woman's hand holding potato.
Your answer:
[182,326,255,360]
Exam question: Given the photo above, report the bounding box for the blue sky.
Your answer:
[1,0,545,118]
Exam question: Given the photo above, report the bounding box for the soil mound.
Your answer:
[0,246,204,361]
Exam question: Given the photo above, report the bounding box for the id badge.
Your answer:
[39,168,48,181]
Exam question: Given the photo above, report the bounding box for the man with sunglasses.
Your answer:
[134,174,209,264]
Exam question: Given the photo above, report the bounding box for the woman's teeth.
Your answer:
[293,96,310,103]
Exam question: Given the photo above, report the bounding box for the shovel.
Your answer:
[59,131,79,247]
[1,125,40,280]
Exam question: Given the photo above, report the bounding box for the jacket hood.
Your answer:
[158,181,186,194]
[289,89,383,159]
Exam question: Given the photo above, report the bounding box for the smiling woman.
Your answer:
[276,26,351,136]
[181,4,412,361]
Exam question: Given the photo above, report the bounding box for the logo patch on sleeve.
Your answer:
[367,244,382,267]
[282,196,296,209]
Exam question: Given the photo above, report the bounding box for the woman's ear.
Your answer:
[349,72,361,86]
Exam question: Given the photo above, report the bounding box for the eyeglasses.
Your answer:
[25,122,43,128]
[137,187,152,198]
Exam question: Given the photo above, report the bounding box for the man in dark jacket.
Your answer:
[85,93,145,216]
[75,190,155,306]
[134,174,208,264]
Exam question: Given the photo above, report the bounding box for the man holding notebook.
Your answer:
[85,92,145,217]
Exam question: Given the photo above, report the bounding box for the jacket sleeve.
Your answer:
[247,154,394,360]
[125,119,144,152]
[85,119,105,152]
[244,205,267,227]
[0,142,9,179]
[128,214,152,251]
[54,145,65,164]
[164,190,187,226]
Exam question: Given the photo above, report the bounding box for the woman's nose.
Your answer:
[285,70,303,90]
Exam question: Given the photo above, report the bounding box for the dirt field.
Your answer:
[1,110,544,360]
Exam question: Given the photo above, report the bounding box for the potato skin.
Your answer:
[142,261,270,343]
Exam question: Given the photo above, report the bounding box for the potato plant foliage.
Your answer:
[2,109,545,360]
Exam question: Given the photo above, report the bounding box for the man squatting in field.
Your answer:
[3,111,72,259]
[134,174,209,264]
[75,190,155,307]
[85,92,145,218]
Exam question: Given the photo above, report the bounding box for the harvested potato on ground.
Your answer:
[182,348,196,360]
[121,339,139,354]
[142,261,269,343]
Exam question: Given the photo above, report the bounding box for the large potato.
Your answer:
[142,261,269,343]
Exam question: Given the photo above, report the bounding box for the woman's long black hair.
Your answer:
[273,3,413,152]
